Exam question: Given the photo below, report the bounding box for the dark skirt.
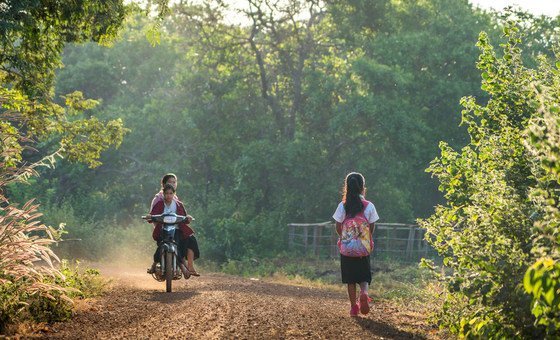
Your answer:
[184,235,200,260]
[153,234,200,262]
[340,254,372,284]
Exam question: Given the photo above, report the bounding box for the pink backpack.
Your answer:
[337,200,374,257]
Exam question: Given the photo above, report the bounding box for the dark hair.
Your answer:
[162,183,176,193]
[342,172,366,217]
[161,173,177,187]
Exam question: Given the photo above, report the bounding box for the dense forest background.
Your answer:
[6,0,557,262]
[2,0,560,337]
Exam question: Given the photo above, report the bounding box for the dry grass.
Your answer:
[0,160,71,332]
[0,200,65,293]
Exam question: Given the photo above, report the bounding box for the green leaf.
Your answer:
[544,286,555,306]
[524,268,535,293]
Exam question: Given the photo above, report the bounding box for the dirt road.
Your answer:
[41,266,435,339]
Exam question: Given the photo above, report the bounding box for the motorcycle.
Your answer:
[142,213,189,292]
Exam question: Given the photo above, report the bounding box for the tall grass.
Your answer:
[0,177,110,333]
[0,200,68,332]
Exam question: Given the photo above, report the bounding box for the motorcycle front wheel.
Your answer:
[165,251,173,292]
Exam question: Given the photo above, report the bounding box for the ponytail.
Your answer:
[342,172,366,217]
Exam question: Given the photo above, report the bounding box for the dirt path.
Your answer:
[40,266,436,339]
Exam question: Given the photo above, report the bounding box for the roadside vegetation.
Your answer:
[1,0,559,337]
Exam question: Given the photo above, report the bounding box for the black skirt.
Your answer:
[340,254,372,284]
[184,235,200,260]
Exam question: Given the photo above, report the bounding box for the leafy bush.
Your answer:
[421,23,560,338]
[24,260,108,324]
[1,259,108,333]
[56,260,107,299]
[522,45,560,334]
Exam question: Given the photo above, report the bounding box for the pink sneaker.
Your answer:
[350,304,359,317]
[359,293,370,315]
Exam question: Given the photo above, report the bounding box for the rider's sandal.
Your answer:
[187,268,200,276]
[180,264,191,279]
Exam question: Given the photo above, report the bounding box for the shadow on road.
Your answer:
[147,290,199,303]
[354,317,424,339]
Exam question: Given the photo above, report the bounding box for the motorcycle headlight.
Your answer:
[163,216,177,224]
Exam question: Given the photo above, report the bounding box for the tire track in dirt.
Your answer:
[40,266,436,339]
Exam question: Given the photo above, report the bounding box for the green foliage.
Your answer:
[0,198,107,332]
[421,22,560,338]
[1,260,108,330]
[324,0,494,220]
[4,6,559,338]
[0,1,168,333]
[55,260,108,299]
[0,282,24,331]
[0,0,129,170]
[17,0,558,267]
[524,258,560,333]
[25,291,73,324]
[35,0,495,232]
[37,202,154,262]
[522,46,560,335]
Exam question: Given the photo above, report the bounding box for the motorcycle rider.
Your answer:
[148,173,200,276]
[146,184,196,278]
[150,173,178,210]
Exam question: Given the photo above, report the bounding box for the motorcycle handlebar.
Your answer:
[141,213,189,224]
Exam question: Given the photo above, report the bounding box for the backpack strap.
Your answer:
[359,199,370,218]
[361,199,369,209]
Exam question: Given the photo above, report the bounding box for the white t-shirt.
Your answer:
[163,200,177,214]
[150,191,179,210]
[332,200,379,224]
[163,200,178,228]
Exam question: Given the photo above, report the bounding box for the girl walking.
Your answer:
[333,172,379,316]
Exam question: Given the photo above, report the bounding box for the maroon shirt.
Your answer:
[149,199,194,241]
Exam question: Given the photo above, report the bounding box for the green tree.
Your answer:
[14,1,559,270]
[0,0,168,330]
[0,0,128,170]
[327,0,494,221]
[523,56,560,335]
[421,24,559,338]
